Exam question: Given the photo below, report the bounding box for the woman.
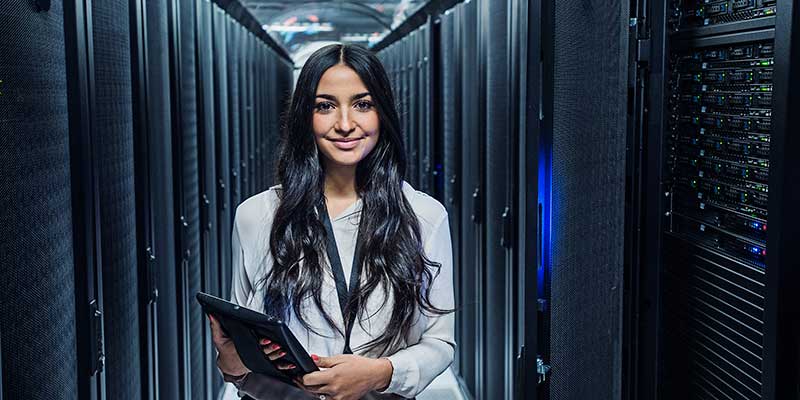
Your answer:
[210,43,456,400]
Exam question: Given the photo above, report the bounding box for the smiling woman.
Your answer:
[212,43,456,400]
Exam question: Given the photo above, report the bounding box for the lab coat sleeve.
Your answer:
[230,210,253,305]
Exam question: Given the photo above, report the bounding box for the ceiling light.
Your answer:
[263,23,334,33]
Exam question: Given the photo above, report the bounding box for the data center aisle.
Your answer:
[3,1,799,400]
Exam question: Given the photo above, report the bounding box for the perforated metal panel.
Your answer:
[483,0,515,397]
[549,0,629,399]
[144,0,181,397]
[213,3,232,314]
[228,19,242,225]
[91,0,142,397]
[0,2,79,398]
[457,1,481,394]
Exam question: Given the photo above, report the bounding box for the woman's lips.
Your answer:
[328,137,364,150]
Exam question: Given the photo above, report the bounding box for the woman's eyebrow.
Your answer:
[350,92,371,101]
[315,94,336,101]
[315,92,371,102]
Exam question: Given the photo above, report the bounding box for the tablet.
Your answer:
[196,292,319,384]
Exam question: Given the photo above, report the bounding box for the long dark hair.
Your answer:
[262,44,450,355]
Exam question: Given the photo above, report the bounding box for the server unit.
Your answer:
[633,1,800,399]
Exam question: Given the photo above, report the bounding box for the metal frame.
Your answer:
[537,0,554,396]
[129,0,160,398]
[762,0,800,397]
[518,0,540,398]
[64,1,107,399]
[165,0,193,397]
[635,0,667,399]
[211,5,231,394]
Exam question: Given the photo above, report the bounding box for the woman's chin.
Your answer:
[326,153,363,167]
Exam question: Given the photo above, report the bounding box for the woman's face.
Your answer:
[312,64,380,168]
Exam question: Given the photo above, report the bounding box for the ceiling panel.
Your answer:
[241,0,426,59]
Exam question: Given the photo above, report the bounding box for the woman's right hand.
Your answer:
[209,314,250,377]
[209,314,295,375]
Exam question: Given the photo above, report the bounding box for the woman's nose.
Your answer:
[335,110,355,134]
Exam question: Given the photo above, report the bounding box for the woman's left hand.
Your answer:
[298,354,393,400]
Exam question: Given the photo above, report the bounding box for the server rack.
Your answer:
[455,2,483,395]
[212,3,233,315]
[482,0,517,396]
[226,16,242,249]
[130,0,160,397]
[63,0,108,398]
[514,0,543,398]
[91,0,143,397]
[143,1,183,398]
[2,2,85,399]
[418,20,434,195]
[633,1,800,399]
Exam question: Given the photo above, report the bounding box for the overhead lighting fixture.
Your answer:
[340,34,370,41]
[263,22,334,33]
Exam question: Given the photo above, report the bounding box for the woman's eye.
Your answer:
[355,101,374,111]
[314,102,333,112]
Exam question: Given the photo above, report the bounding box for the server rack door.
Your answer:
[167,0,203,396]
[129,0,159,397]
[252,47,260,193]
[256,44,263,191]
[261,47,279,190]
[239,28,250,200]
[195,1,217,398]
[482,0,516,397]
[548,1,629,399]
[458,0,483,395]
[227,19,242,224]
[91,0,143,397]
[212,3,232,327]
[247,34,256,198]
[143,0,181,397]
[409,31,419,187]
[402,36,414,186]
[517,0,541,398]
[1,2,81,398]
[418,21,431,194]
[438,7,464,379]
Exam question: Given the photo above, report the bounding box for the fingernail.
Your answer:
[278,351,286,357]
[311,354,319,361]
[272,344,281,350]
[289,364,296,369]
[260,338,271,345]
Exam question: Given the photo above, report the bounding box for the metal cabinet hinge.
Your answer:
[537,356,552,385]
[146,246,158,304]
